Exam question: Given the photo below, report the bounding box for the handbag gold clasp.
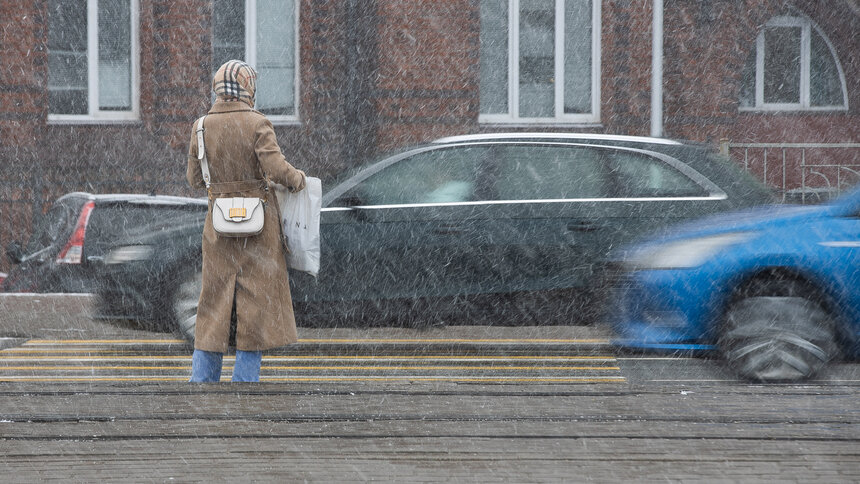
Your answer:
[229,207,247,218]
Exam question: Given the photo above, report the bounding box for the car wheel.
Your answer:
[172,269,202,343]
[719,280,838,382]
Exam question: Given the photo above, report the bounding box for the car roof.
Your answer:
[322,132,743,205]
[431,132,685,146]
[57,192,208,206]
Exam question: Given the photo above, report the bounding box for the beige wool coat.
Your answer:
[187,100,306,353]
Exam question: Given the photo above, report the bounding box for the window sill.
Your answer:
[478,122,604,129]
[737,107,849,114]
[269,119,302,127]
[47,118,143,126]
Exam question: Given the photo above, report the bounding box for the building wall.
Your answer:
[661,0,859,191]
[372,0,479,151]
[0,0,857,271]
[662,0,860,143]
[601,0,656,135]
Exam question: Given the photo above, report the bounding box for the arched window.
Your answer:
[739,14,848,111]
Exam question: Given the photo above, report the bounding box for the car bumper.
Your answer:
[607,268,728,353]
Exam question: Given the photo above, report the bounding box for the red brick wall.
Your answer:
[661,0,768,143]
[144,0,212,150]
[601,0,655,136]
[657,1,859,191]
[1,1,48,271]
[0,1,47,148]
[661,0,859,144]
[372,0,480,152]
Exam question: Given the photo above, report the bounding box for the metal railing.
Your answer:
[719,140,860,204]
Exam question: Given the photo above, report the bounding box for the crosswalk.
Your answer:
[0,338,626,383]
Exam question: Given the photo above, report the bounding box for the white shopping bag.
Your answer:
[275,176,321,277]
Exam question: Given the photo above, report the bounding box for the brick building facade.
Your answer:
[1,0,858,271]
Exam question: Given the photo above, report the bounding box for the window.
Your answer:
[740,15,848,111]
[607,151,706,198]
[213,0,299,121]
[479,0,601,124]
[342,148,484,206]
[494,145,608,199]
[48,0,139,121]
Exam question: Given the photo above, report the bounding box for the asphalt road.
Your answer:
[0,294,858,482]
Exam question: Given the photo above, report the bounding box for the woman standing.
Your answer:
[186,60,306,382]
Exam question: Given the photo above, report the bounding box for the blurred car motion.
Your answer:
[609,185,860,382]
[1,192,206,294]
[94,133,775,340]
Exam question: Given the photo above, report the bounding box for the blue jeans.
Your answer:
[190,349,263,382]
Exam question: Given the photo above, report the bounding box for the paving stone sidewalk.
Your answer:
[1,294,857,482]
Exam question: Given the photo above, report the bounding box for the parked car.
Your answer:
[608,185,860,382]
[1,192,207,294]
[94,133,775,340]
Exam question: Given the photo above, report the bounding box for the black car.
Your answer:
[2,192,207,295]
[95,133,775,340]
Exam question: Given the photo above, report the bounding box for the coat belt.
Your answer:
[207,179,268,195]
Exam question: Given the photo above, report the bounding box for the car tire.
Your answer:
[719,280,838,382]
[171,269,201,344]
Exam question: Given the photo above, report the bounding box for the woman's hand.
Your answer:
[290,169,307,192]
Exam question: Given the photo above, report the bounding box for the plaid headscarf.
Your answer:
[213,60,257,107]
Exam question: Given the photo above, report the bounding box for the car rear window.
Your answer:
[24,197,85,257]
[607,150,708,198]
[84,202,206,258]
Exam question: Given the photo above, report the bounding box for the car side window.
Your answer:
[492,145,608,200]
[84,205,207,257]
[343,147,483,205]
[608,151,707,197]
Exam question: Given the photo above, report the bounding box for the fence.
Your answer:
[719,140,860,204]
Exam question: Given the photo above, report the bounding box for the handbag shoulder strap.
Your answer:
[195,115,211,189]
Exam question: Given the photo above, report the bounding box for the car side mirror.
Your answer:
[6,242,23,264]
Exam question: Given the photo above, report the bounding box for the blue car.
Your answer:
[609,186,860,382]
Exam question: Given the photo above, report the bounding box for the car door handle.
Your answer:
[567,221,602,232]
[434,224,465,235]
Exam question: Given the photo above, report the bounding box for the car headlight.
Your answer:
[626,232,755,270]
[104,245,154,265]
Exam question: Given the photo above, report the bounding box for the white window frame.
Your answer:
[741,15,848,112]
[48,0,140,123]
[241,0,300,124]
[479,0,601,125]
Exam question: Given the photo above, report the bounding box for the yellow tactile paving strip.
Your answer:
[0,338,625,384]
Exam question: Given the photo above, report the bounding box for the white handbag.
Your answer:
[196,115,266,237]
[212,197,265,237]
